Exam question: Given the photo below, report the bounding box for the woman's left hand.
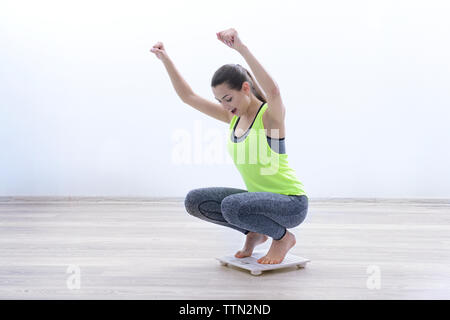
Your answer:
[216,28,245,52]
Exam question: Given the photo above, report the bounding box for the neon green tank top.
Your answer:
[227,102,307,196]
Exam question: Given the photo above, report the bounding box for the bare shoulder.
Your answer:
[264,93,286,124]
[263,95,286,138]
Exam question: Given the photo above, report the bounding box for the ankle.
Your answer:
[274,229,288,241]
[277,230,295,242]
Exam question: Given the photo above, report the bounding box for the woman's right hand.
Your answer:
[150,42,169,61]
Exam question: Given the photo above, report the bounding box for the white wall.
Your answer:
[1,0,449,198]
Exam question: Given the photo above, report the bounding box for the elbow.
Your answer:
[181,92,195,104]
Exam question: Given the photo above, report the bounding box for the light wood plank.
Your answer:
[0,198,449,299]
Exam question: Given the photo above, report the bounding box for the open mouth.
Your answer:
[231,108,237,114]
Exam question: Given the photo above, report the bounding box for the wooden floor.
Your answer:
[0,197,449,300]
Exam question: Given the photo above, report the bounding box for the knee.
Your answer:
[287,206,308,228]
[184,189,203,217]
[221,196,241,225]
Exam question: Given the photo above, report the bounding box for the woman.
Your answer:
[150,28,308,264]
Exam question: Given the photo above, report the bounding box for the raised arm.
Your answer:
[150,42,231,124]
[150,42,194,101]
[217,29,285,122]
[237,46,280,98]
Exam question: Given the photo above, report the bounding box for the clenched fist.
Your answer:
[150,42,169,61]
[216,28,245,52]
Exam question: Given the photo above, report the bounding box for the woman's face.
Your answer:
[212,82,251,117]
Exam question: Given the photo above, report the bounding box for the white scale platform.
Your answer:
[216,251,310,276]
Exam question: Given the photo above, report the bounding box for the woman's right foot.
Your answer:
[257,230,296,264]
[235,232,269,258]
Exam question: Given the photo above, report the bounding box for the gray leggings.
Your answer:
[184,187,309,240]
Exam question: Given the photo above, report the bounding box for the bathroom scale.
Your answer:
[216,251,310,276]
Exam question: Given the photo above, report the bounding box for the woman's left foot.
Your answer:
[257,230,296,264]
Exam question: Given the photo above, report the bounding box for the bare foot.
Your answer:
[257,230,296,264]
[235,232,269,258]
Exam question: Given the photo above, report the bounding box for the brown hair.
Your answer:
[211,64,267,103]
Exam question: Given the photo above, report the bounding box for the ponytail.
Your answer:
[236,64,267,104]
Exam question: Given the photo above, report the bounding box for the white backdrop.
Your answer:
[1,0,449,198]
